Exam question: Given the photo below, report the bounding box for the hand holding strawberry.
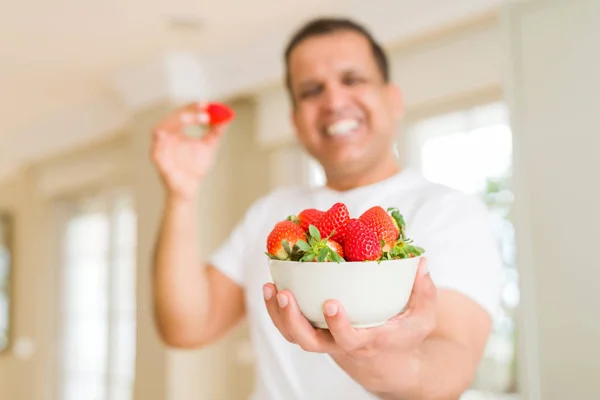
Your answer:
[151,102,235,201]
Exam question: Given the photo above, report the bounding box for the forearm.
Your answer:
[153,195,209,346]
[374,337,476,400]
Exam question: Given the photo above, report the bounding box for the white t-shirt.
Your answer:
[209,168,503,400]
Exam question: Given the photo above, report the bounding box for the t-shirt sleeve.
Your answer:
[207,195,270,287]
[410,191,504,319]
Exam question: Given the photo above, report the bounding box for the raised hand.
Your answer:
[151,102,232,200]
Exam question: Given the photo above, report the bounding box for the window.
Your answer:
[405,102,519,397]
[57,190,137,400]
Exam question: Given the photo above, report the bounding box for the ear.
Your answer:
[387,84,404,120]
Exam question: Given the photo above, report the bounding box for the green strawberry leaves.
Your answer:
[282,240,292,255]
[387,207,407,241]
[378,208,426,260]
[318,247,329,262]
[292,224,345,263]
[296,240,311,252]
[270,208,425,263]
[309,225,321,242]
[327,249,344,263]
[381,240,426,260]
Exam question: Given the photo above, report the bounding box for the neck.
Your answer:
[325,156,400,192]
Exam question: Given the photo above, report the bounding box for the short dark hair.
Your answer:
[283,17,390,96]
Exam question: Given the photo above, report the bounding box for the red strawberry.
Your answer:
[326,239,344,261]
[359,206,400,252]
[315,202,350,244]
[206,102,235,125]
[343,218,383,262]
[288,208,324,232]
[266,220,306,260]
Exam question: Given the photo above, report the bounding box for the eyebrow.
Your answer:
[296,67,364,86]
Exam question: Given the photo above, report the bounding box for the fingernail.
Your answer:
[277,294,288,308]
[325,303,338,317]
[196,112,209,124]
[263,286,272,300]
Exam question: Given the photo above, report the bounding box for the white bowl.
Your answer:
[267,256,421,329]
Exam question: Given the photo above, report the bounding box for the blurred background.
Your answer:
[0,0,598,399]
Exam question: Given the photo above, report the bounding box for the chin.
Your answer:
[319,149,370,172]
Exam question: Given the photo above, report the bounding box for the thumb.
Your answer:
[202,122,229,147]
[406,257,437,314]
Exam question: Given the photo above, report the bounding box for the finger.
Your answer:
[402,257,437,338]
[202,123,229,146]
[156,103,211,135]
[322,300,370,352]
[194,101,208,110]
[151,130,169,165]
[406,257,437,313]
[263,283,294,343]
[277,290,336,353]
[195,110,210,125]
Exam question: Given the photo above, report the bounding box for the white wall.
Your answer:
[505,1,600,399]
[390,18,502,112]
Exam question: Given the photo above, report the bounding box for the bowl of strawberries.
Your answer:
[266,202,425,329]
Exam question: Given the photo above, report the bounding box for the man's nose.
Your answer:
[322,84,349,113]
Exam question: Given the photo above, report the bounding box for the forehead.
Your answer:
[288,30,379,83]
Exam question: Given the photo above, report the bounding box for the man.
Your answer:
[151,17,503,400]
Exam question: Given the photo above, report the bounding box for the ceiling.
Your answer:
[0,0,348,136]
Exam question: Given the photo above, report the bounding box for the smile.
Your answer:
[326,119,361,137]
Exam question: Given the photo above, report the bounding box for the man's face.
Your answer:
[288,30,402,175]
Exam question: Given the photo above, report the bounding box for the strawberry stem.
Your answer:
[291,224,345,263]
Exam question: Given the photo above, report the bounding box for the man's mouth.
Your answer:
[325,119,361,137]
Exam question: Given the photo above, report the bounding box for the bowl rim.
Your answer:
[267,255,423,266]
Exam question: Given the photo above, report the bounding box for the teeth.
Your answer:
[326,119,359,136]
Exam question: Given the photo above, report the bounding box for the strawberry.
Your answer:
[206,102,235,125]
[266,220,306,260]
[378,208,426,260]
[343,218,383,261]
[288,208,324,232]
[359,206,400,252]
[296,225,345,262]
[382,241,425,260]
[315,202,350,244]
[326,239,344,259]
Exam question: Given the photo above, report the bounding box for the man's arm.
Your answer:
[374,289,492,400]
[153,195,245,348]
[150,103,244,349]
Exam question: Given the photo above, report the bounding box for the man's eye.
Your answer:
[300,86,322,99]
[343,76,363,86]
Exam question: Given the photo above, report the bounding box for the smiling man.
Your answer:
[151,17,503,400]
